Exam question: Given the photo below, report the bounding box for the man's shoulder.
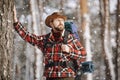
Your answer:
[38,33,51,41]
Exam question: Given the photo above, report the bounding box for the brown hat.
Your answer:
[45,12,67,28]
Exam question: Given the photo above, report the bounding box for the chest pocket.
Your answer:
[45,43,64,61]
[45,42,62,53]
[43,33,63,54]
[44,41,54,53]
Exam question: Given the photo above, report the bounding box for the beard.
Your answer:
[54,24,64,31]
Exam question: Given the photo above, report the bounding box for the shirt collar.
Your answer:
[49,29,65,42]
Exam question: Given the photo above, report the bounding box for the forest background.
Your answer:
[0,0,120,80]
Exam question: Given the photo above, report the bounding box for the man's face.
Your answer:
[51,17,65,32]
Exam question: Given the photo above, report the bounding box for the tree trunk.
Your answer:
[0,0,14,80]
[59,0,64,13]
[13,1,30,80]
[101,0,115,80]
[116,0,120,80]
[80,0,92,80]
[30,0,44,80]
[99,0,110,80]
[38,0,46,35]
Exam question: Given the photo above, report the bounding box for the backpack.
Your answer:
[64,22,80,41]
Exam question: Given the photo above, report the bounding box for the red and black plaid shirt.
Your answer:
[14,22,87,78]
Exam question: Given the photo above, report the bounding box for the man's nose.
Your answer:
[59,20,63,24]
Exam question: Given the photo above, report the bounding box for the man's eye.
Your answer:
[56,20,58,22]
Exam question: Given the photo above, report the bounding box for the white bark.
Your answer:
[30,0,44,80]
[83,13,93,80]
[104,0,115,80]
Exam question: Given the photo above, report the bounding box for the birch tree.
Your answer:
[80,0,92,80]
[99,0,108,80]
[0,0,14,80]
[38,0,46,35]
[100,0,115,80]
[30,0,45,80]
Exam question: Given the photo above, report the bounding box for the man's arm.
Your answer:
[13,5,18,23]
[68,39,86,62]
[13,6,44,47]
[61,34,86,62]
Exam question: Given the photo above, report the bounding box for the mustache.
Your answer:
[54,27,63,31]
[58,24,63,26]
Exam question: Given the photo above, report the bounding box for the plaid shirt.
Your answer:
[14,22,87,78]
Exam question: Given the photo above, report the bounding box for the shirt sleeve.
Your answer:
[67,36,87,68]
[13,22,44,48]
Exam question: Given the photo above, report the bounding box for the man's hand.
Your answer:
[13,5,18,22]
[61,44,70,53]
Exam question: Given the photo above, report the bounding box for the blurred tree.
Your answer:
[38,0,46,34]
[99,0,108,80]
[115,0,120,80]
[30,0,45,80]
[80,0,92,80]
[100,0,115,80]
[59,0,64,12]
[0,0,14,80]
[13,0,30,80]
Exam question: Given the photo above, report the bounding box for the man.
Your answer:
[13,10,87,80]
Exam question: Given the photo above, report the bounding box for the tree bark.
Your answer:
[101,0,115,80]
[30,0,45,79]
[99,0,106,79]
[80,0,92,80]
[0,0,14,80]
[116,0,120,80]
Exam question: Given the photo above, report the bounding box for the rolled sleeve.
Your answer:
[13,22,44,47]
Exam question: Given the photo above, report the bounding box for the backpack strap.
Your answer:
[63,30,70,44]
